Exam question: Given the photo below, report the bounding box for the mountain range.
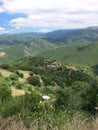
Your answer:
[0,26,98,65]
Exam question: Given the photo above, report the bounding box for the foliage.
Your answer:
[0,82,12,104]
[14,81,25,89]
[27,76,41,87]
[92,64,98,75]
[0,64,10,69]
[9,74,19,81]
[0,57,98,129]
[38,42,98,66]
[16,70,24,78]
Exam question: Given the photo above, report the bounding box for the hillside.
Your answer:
[38,42,98,66]
[0,56,98,129]
[2,26,98,46]
[45,26,98,44]
[0,26,98,64]
[0,32,43,45]
[0,37,55,63]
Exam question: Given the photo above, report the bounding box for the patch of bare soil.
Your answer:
[11,87,25,97]
[66,65,78,70]
[0,69,12,77]
[0,52,6,57]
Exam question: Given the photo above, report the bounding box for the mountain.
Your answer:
[44,26,98,44]
[0,26,98,63]
[0,32,43,45]
[37,42,98,66]
[0,37,55,63]
[1,26,98,46]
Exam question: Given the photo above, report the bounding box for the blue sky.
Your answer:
[0,0,98,34]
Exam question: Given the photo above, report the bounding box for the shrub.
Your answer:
[42,76,55,86]
[0,64,10,69]
[29,71,34,76]
[14,81,25,89]
[0,82,12,104]
[1,97,22,117]
[9,74,19,81]
[27,76,41,87]
[16,70,24,78]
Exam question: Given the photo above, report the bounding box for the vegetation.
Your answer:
[38,42,98,66]
[0,27,98,129]
[0,37,55,63]
[45,26,98,44]
[0,56,98,129]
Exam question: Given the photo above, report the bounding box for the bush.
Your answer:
[9,74,19,81]
[29,71,34,76]
[27,76,41,87]
[42,76,55,86]
[0,82,12,104]
[0,64,10,69]
[16,70,24,78]
[1,97,22,117]
[14,81,25,89]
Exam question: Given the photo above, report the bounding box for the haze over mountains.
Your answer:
[0,26,98,65]
[0,26,98,45]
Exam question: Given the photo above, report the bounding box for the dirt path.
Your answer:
[66,65,78,70]
[0,69,12,77]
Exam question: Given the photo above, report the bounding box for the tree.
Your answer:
[27,76,41,87]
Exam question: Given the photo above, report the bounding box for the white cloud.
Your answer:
[0,27,10,34]
[1,0,98,14]
[0,27,5,31]
[1,0,98,29]
[9,12,98,29]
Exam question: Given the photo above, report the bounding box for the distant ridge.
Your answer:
[87,26,98,29]
[0,26,98,63]
[44,26,98,44]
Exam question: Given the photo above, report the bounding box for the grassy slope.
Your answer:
[0,37,55,63]
[37,42,98,66]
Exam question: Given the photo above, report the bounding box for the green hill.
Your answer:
[7,57,93,87]
[0,37,55,63]
[0,26,98,64]
[0,32,43,45]
[0,56,97,129]
[37,42,98,66]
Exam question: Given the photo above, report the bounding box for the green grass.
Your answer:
[38,42,98,66]
[0,37,55,63]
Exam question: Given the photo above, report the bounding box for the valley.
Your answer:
[0,26,98,130]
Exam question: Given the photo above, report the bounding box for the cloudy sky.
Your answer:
[0,0,98,34]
